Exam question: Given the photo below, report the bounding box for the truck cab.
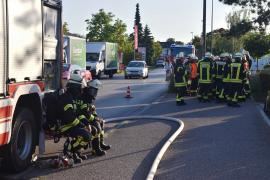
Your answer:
[86,43,105,78]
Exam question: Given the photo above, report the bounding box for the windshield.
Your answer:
[87,53,99,62]
[171,47,193,57]
[127,61,145,67]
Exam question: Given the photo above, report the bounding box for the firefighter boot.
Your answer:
[92,138,106,156]
[77,151,88,160]
[100,133,111,151]
[72,152,83,164]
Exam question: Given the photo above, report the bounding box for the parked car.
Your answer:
[125,61,149,79]
[156,59,165,67]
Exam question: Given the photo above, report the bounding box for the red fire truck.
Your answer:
[0,0,62,172]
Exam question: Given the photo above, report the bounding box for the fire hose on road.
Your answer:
[106,116,184,180]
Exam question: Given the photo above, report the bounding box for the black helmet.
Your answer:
[66,74,83,97]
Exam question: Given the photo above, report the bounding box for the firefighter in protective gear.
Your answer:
[197,54,214,102]
[219,54,232,101]
[225,54,245,107]
[189,55,198,96]
[214,54,227,100]
[174,55,187,106]
[243,54,251,98]
[77,79,111,156]
[58,74,92,163]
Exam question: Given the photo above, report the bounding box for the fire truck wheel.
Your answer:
[5,108,36,172]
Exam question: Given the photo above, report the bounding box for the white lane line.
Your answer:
[105,116,184,180]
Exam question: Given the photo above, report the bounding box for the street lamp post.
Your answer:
[191,32,194,44]
[202,0,207,57]
[211,0,214,54]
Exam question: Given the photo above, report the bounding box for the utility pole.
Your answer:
[202,0,207,57]
[211,0,214,54]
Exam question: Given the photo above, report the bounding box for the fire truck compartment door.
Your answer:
[8,0,43,83]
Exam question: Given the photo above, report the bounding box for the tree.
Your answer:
[134,3,144,46]
[241,32,270,58]
[63,22,69,35]
[219,0,270,30]
[226,10,253,38]
[111,19,127,51]
[85,9,134,65]
[166,38,175,44]
[153,42,162,61]
[85,9,114,42]
[142,25,154,65]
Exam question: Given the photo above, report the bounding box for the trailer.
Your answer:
[0,0,62,172]
[63,35,86,78]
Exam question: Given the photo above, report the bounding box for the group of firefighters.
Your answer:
[45,71,111,165]
[173,52,252,107]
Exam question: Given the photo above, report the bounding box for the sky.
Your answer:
[62,0,233,43]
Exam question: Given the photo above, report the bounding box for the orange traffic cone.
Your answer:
[125,86,132,98]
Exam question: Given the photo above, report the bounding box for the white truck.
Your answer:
[0,0,62,172]
[86,42,119,79]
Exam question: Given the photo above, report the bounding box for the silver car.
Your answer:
[125,61,149,79]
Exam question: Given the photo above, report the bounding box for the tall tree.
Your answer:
[241,32,270,58]
[63,22,69,35]
[226,10,253,38]
[219,0,270,31]
[166,38,175,44]
[111,19,127,51]
[85,9,114,42]
[142,25,154,65]
[134,3,144,46]
[153,42,163,61]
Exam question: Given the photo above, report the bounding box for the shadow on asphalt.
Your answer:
[154,96,270,180]
[0,120,178,180]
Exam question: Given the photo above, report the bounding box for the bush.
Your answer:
[264,91,270,115]
[250,74,267,102]
[263,64,270,69]
[259,67,270,91]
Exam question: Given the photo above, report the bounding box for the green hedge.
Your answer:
[259,67,270,91]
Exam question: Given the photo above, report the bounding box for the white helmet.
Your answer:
[88,79,102,89]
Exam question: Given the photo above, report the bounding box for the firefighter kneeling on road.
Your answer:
[77,79,111,156]
[225,53,245,107]
[58,74,92,164]
[174,54,187,106]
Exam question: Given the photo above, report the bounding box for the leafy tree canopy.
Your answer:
[219,0,270,30]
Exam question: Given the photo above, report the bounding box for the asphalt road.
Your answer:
[139,94,270,180]
[1,68,174,180]
[2,68,270,180]
[95,68,168,118]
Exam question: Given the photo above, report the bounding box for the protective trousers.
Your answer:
[176,87,186,102]
[228,83,242,105]
[198,83,211,101]
[190,78,198,94]
[65,126,91,153]
[215,78,223,97]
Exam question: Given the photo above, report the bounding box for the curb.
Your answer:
[257,104,270,127]
[105,116,184,180]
